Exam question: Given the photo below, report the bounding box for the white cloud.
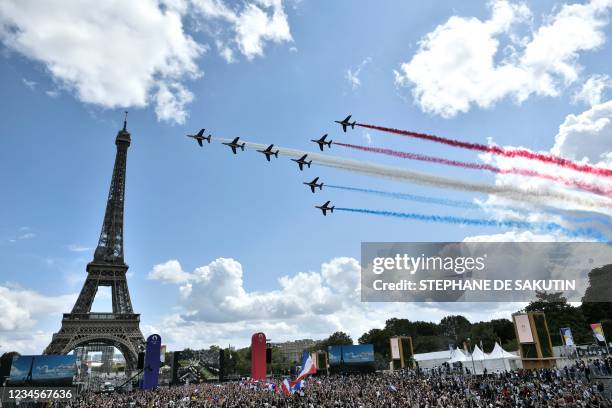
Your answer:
[192,0,293,60]
[0,284,76,331]
[147,256,519,350]
[551,99,612,166]
[148,259,193,283]
[0,0,203,124]
[345,57,372,91]
[395,0,612,117]
[572,74,611,106]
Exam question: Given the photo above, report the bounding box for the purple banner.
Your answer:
[141,334,161,390]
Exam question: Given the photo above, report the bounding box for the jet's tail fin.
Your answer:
[319,183,323,190]
[274,151,279,158]
[307,161,312,168]
[205,135,212,143]
[240,144,245,151]
[351,122,356,129]
[326,141,332,147]
[330,206,335,213]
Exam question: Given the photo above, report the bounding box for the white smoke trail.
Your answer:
[214,138,612,212]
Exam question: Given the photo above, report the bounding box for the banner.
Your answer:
[142,334,162,390]
[560,327,574,346]
[591,323,606,342]
[390,337,400,360]
[514,314,534,343]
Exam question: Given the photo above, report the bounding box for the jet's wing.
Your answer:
[318,144,324,151]
[266,155,271,161]
[342,124,347,132]
[298,162,304,171]
[232,137,240,143]
[196,129,205,137]
[310,185,315,193]
[344,115,351,122]
[231,146,237,154]
[197,139,203,147]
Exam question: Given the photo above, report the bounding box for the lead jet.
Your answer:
[222,137,246,154]
[335,114,356,132]
[315,201,334,216]
[256,144,279,161]
[311,134,332,151]
[291,154,312,171]
[303,177,323,193]
[186,129,211,146]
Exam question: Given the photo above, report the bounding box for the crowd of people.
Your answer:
[67,361,611,408]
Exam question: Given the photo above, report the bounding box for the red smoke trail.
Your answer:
[357,123,612,178]
[334,142,612,197]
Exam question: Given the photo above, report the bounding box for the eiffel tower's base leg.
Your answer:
[44,313,144,373]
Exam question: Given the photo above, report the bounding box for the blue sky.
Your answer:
[1,0,611,353]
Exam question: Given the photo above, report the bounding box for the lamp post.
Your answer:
[467,338,476,375]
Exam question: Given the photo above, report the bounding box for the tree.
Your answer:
[581,264,612,323]
[525,291,590,345]
[469,323,497,352]
[318,331,353,349]
[439,315,471,344]
[359,328,390,359]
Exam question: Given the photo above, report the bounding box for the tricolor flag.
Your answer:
[591,323,606,343]
[281,379,292,396]
[294,351,317,383]
[560,328,575,346]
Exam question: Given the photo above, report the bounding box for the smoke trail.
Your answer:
[357,123,612,178]
[335,207,608,242]
[213,137,612,211]
[334,142,612,197]
[326,184,612,228]
[327,184,477,209]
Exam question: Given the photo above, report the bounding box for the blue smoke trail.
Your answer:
[335,207,609,242]
[326,184,612,228]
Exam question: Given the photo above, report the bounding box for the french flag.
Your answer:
[281,379,292,396]
[293,351,317,384]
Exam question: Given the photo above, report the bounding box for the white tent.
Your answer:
[487,343,520,360]
[483,343,521,372]
[447,348,468,364]
[471,345,486,360]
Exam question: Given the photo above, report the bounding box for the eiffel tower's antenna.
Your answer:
[123,111,128,131]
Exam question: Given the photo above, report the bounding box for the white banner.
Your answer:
[514,314,534,343]
[390,337,400,359]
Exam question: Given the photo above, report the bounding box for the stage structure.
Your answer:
[44,114,145,371]
[390,336,414,369]
[512,312,555,369]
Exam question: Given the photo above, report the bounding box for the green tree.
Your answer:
[469,323,497,352]
[358,328,390,359]
[318,331,353,349]
[439,315,472,344]
[524,291,590,345]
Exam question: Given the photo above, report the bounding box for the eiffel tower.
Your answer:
[44,113,144,370]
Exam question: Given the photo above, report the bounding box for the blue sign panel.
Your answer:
[142,334,162,390]
[342,344,374,364]
[8,355,76,386]
[327,346,342,366]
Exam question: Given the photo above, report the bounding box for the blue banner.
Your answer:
[142,334,162,390]
[327,346,342,366]
[342,344,374,364]
[8,355,76,386]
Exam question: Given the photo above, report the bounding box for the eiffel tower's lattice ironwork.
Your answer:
[44,114,144,370]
